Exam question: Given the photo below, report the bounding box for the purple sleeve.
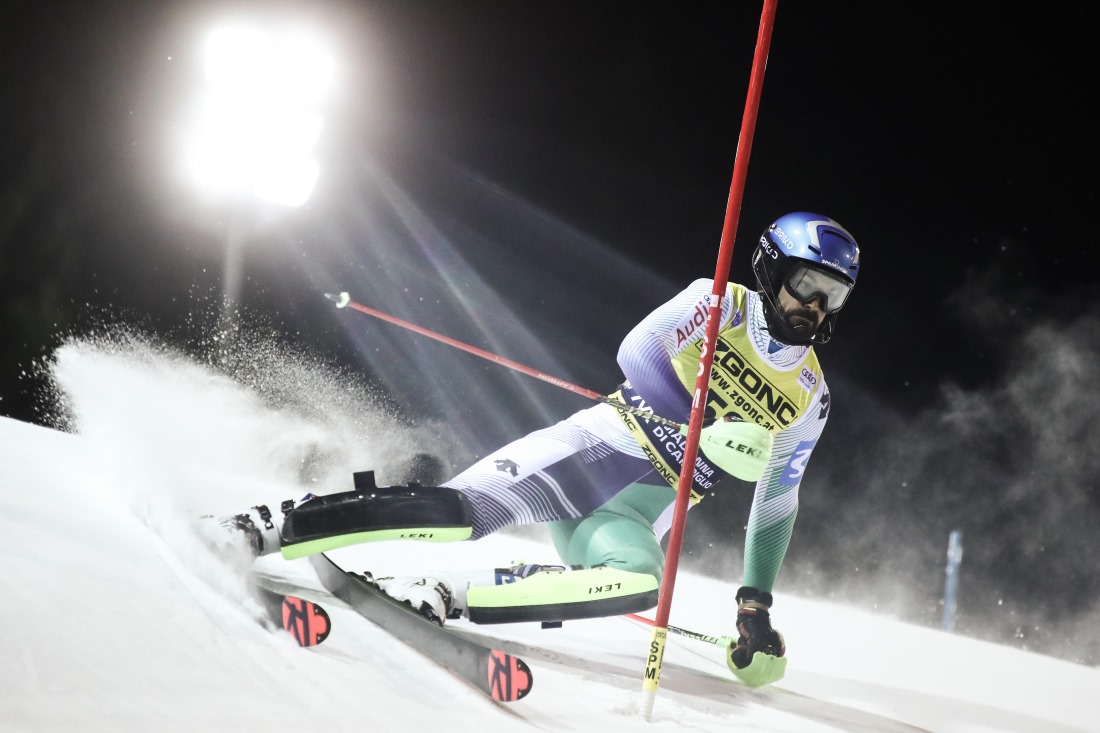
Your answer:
[616,279,715,422]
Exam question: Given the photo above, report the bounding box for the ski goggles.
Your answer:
[785,264,853,313]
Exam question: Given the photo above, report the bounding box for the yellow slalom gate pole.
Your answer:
[639,0,779,719]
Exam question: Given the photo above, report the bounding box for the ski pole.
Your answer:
[626,613,733,648]
[325,291,684,429]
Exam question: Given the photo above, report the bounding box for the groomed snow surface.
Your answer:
[2,341,1095,732]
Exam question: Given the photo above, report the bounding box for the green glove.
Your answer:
[680,417,773,482]
[728,649,788,687]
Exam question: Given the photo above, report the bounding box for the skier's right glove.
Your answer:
[728,586,786,670]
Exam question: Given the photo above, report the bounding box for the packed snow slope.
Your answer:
[0,338,1095,732]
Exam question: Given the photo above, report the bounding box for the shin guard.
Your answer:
[280,471,472,559]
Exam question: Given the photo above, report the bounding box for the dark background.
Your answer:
[3,1,1098,663]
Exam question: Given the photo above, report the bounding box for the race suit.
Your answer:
[442,278,830,592]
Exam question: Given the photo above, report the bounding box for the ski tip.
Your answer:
[324,292,351,309]
[281,595,333,647]
[487,649,533,702]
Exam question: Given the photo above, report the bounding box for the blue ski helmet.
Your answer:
[751,212,860,345]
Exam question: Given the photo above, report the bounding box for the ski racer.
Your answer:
[206,211,862,683]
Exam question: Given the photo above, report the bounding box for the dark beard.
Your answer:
[780,305,820,332]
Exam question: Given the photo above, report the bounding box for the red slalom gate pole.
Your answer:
[325,292,685,429]
[326,291,603,400]
[639,1,779,717]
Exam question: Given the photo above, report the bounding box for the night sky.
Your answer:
[3,2,1099,662]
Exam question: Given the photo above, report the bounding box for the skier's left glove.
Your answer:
[726,586,786,686]
[685,417,773,482]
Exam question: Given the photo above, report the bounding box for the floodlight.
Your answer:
[183,23,333,208]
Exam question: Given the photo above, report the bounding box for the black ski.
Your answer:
[308,553,533,702]
[250,581,332,647]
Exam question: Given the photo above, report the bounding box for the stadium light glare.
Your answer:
[184,24,332,208]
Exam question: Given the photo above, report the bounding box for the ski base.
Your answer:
[308,553,533,702]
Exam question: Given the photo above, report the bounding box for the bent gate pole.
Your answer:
[640,0,779,718]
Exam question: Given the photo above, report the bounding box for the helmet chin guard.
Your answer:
[751,212,860,346]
